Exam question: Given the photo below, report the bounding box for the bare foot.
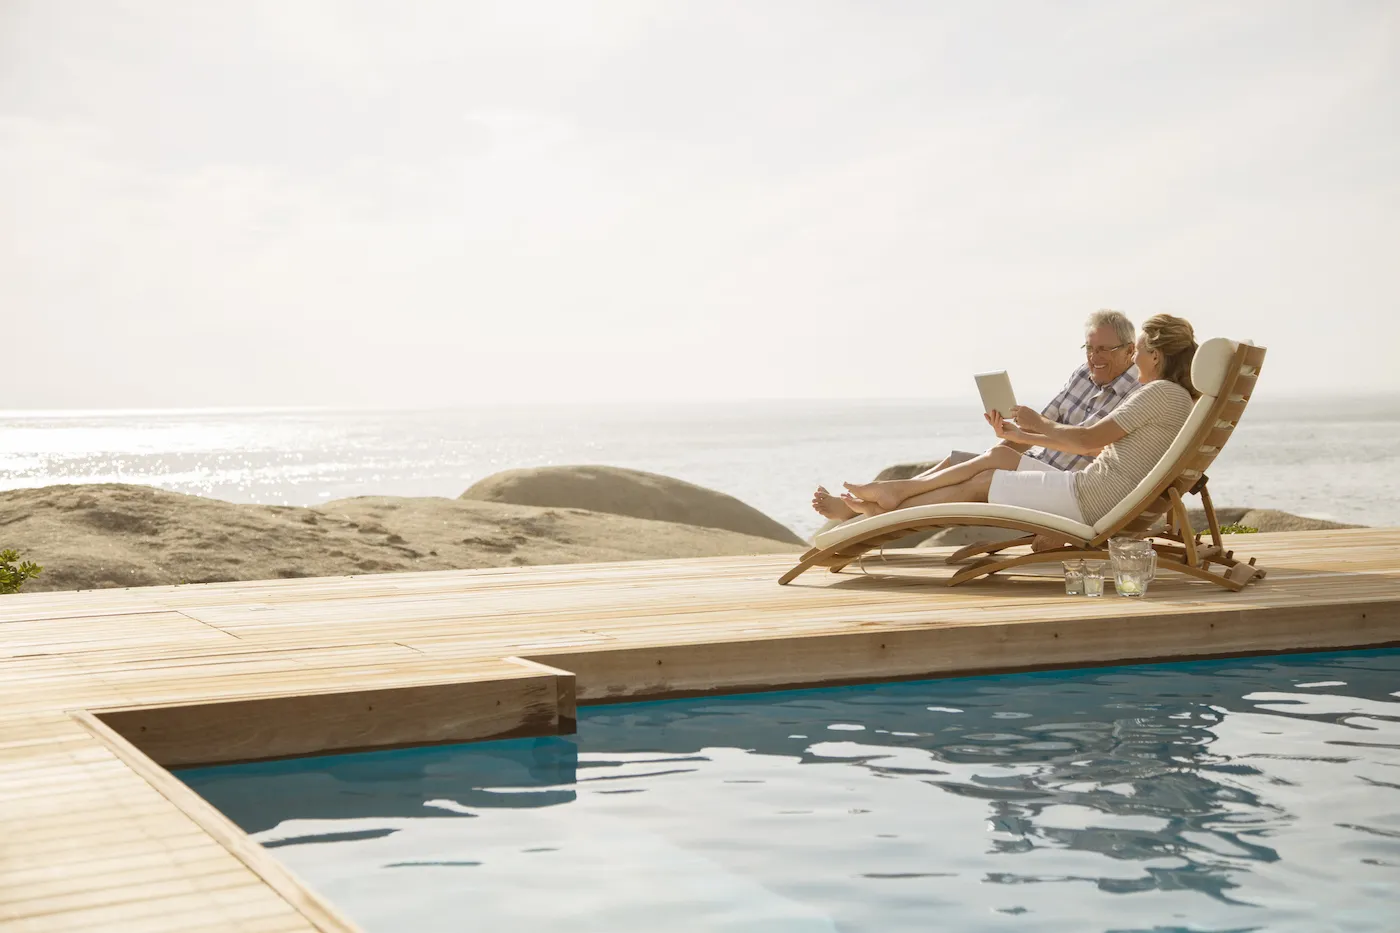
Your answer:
[811,486,858,521]
[841,480,903,512]
[841,492,887,516]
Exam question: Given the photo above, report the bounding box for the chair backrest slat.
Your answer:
[1201,425,1234,449]
[1214,398,1249,425]
[1230,371,1259,399]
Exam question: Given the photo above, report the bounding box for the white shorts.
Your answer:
[987,455,1088,524]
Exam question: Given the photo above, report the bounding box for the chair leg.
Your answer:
[1199,483,1225,552]
[778,548,824,585]
[779,544,876,584]
[1154,557,1247,591]
[945,534,1037,565]
[947,547,1102,586]
[1168,488,1200,568]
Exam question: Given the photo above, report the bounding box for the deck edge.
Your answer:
[71,710,362,933]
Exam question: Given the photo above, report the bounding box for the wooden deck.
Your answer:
[4,528,1400,931]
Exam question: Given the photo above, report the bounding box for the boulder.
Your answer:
[1183,507,1250,529]
[873,462,941,481]
[461,466,804,545]
[918,526,1028,549]
[0,483,801,593]
[1236,509,1359,533]
[1178,507,1357,533]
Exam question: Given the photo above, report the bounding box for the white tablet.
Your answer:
[974,370,1017,417]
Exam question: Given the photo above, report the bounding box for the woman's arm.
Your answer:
[987,411,1125,457]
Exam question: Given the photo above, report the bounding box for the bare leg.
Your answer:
[842,469,997,516]
[811,485,858,521]
[813,451,962,521]
[840,492,887,516]
[897,470,995,508]
[844,446,1021,511]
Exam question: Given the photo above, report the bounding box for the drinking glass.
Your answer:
[1062,559,1085,595]
[1083,560,1105,597]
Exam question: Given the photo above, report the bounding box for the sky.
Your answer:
[2,1,1397,408]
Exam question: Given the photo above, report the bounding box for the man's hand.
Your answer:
[1009,406,1050,433]
[985,410,1028,444]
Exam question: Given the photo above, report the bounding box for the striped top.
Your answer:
[1030,364,1141,472]
[1073,380,1195,525]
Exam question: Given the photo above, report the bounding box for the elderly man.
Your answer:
[812,309,1140,521]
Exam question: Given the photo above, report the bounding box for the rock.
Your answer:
[0,484,801,593]
[873,462,941,481]
[461,466,804,545]
[1177,507,1357,533]
[1182,507,1251,529]
[1236,509,1360,532]
[918,526,1027,549]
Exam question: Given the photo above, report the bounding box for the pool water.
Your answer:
[181,649,1400,932]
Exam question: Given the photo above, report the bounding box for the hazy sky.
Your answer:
[2,1,1396,408]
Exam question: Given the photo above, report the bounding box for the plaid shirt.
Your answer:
[1028,363,1141,471]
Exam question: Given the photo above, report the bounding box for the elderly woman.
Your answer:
[833,315,1199,526]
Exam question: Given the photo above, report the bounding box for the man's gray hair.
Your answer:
[1084,309,1135,346]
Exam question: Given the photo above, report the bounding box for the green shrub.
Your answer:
[1218,523,1258,535]
[0,549,42,594]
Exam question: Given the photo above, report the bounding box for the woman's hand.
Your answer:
[1009,406,1049,433]
[985,410,1027,443]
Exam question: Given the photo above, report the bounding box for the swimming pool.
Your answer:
[182,649,1400,932]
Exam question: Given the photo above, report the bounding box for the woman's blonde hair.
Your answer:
[1140,314,1198,398]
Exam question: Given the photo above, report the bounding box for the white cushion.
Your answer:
[813,502,1095,551]
[1191,337,1237,398]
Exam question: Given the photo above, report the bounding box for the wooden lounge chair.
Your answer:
[780,338,1267,591]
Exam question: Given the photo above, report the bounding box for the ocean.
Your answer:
[2,397,1398,541]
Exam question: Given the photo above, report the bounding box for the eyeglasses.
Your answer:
[1082,343,1131,356]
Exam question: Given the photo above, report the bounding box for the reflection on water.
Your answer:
[182,649,1400,932]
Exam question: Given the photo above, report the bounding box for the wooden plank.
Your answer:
[1201,424,1235,448]
[1231,370,1259,398]
[530,594,1400,702]
[95,667,569,766]
[1215,397,1249,424]
[0,726,323,933]
[72,712,353,932]
[505,656,579,732]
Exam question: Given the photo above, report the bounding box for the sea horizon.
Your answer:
[4,397,1399,539]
